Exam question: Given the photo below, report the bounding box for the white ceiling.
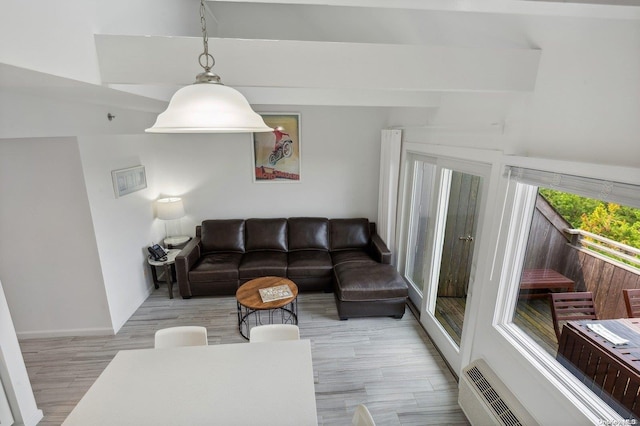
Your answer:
[4,0,640,125]
[93,0,550,115]
[0,63,167,112]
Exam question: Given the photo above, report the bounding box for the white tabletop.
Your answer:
[163,236,191,246]
[63,340,318,426]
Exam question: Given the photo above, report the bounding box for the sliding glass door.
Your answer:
[403,159,437,304]
[430,169,481,347]
[398,154,488,372]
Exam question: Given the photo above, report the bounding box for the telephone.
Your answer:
[148,243,168,261]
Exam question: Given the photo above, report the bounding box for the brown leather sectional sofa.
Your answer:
[175,217,408,319]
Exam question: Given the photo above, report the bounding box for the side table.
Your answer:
[163,236,191,250]
[147,249,181,299]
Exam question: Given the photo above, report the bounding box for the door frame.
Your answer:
[396,142,501,375]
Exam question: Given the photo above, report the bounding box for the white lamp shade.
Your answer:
[145,83,272,133]
[156,197,185,220]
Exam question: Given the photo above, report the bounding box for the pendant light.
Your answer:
[146,0,272,133]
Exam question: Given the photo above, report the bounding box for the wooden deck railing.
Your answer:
[565,228,640,270]
[564,229,640,320]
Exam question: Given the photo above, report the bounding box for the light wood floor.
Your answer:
[19,289,470,426]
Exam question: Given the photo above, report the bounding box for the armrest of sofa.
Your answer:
[175,237,202,297]
[370,233,392,264]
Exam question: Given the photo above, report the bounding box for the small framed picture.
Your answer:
[252,113,301,183]
[111,165,147,198]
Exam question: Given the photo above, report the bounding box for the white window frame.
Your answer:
[491,157,640,422]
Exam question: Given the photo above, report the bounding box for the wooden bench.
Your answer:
[519,269,575,299]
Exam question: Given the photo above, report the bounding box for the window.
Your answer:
[498,166,640,422]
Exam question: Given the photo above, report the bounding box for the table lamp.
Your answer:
[156,197,188,247]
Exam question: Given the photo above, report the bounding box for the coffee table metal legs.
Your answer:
[237,299,298,340]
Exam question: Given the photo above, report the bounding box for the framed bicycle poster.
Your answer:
[252,113,301,183]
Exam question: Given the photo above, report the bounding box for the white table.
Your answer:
[63,340,318,426]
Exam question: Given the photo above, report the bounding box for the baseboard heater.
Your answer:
[459,359,539,426]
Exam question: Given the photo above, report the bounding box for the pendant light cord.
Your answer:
[198,0,215,72]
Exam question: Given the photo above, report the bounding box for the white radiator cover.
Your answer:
[459,359,539,426]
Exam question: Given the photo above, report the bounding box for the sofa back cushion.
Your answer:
[330,218,371,250]
[245,218,288,252]
[288,217,329,251]
[201,219,245,253]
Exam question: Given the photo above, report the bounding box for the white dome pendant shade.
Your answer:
[145,0,272,134]
[145,79,272,134]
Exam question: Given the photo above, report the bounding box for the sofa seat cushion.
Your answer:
[334,262,408,302]
[189,253,242,283]
[287,251,333,278]
[239,251,288,279]
[331,249,376,266]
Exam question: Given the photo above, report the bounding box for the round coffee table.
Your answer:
[236,276,299,340]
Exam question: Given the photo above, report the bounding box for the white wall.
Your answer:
[78,105,386,332]
[148,106,387,233]
[0,91,386,338]
[521,16,640,168]
[0,138,112,337]
[0,90,160,141]
[77,135,161,333]
[0,87,166,336]
[0,279,42,426]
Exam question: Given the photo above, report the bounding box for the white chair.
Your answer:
[351,404,376,426]
[154,326,208,349]
[249,324,300,343]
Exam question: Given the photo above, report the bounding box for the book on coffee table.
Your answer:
[259,284,293,303]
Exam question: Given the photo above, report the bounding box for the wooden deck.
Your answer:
[513,298,558,356]
[435,297,466,346]
[436,296,558,356]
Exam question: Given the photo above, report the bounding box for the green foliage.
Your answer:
[539,188,640,250]
[538,188,599,228]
